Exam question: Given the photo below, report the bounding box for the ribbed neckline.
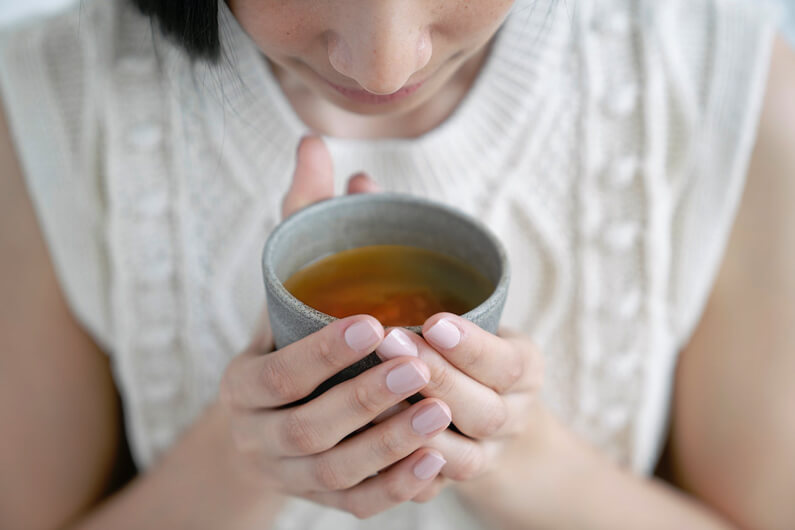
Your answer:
[178,0,569,189]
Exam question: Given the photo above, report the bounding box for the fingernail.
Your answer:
[386,362,429,394]
[376,329,418,359]
[413,453,446,480]
[425,318,461,349]
[411,402,452,435]
[344,320,382,352]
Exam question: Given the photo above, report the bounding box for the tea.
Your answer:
[283,245,494,327]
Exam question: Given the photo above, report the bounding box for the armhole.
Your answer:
[0,17,113,353]
[670,2,779,350]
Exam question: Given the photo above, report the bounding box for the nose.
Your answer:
[327,6,432,95]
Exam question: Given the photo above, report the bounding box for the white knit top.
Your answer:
[0,0,776,528]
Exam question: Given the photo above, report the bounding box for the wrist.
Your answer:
[73,400,288,530]
[453,405,595,527]
[453,406,731,530]
[165,400,289,527]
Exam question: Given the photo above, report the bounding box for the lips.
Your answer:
[324,78,425,105]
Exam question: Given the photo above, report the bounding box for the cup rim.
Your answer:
[262,192,510,333]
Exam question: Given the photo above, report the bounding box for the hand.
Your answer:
[219,136,452,520]
[219,315,452,517]
[280,135,380,219]
[374,314,544,502]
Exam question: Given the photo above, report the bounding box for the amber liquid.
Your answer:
[283,245,495,327]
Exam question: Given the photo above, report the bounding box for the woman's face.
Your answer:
[227,0,516,116]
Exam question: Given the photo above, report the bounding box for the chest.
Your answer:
[101,25,678,471]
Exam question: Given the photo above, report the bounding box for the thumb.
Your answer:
[281,135,335,219]
[346,172,381,195]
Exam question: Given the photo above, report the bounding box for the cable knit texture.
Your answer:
[0,0,776,527]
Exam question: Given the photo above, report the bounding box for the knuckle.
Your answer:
[348,499,374,520]
[352,509,371,520]
[504,346,525,388]
[313,455,350,491]
[350,382,385,417]
[451,444,486,481]
[455,342,481,372]
[426,363,456,397]
[383,474,414,504]
[282,410,325,455]
[471,400,508,439]
[375,427,409,461]
[313,338,339,370]
[413,483,443,503]
[261,356,302,403]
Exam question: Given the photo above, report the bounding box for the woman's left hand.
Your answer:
[374,313,545,502]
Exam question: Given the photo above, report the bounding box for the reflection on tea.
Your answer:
[283,245,494,327]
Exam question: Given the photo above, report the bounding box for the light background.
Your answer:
[1,0,793,46]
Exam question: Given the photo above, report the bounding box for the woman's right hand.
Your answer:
[218,316,451,519]
[218,136,451,519]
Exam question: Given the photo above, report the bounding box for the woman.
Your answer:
[1,0,794,528]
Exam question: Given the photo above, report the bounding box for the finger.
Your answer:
[379,328,507,440]
[303,449,446,519]
[424,429,502,482]
[497,326,545,392]
[373,401,410,424]
[220,315,384,410]
[346,172,381,195]
[279,398,451,492]
[422,313,532,394]
[281,135,335,219]
[373,392,536,438]
[412,476,449,503]
[256,357,431,457]
[374,392,534,442]
[370,327,421,426]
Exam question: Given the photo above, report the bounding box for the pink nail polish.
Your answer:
[344,320,381,352]
[376,329,418,359]
[413,453,446,480]
[411,402,452,435]
[425,318,461,349]
[386,362,429,394]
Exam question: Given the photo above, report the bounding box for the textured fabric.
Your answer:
[0,0,776,528]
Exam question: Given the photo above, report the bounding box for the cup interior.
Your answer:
[263,193,508,331]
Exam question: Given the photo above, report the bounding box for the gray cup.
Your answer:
[262,193,510,403]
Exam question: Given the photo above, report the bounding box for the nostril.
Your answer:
[417,31,432,71]
[327,33,352,75]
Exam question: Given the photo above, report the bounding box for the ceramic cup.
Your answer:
[262,193,510,403]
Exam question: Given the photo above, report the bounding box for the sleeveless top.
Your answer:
[0,0,776,528]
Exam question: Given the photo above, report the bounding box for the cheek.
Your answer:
[227,0,323,55]
[434,0,516,45]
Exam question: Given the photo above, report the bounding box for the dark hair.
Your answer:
[129,0,221,61]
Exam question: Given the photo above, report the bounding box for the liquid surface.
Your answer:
[284,245,494,327]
